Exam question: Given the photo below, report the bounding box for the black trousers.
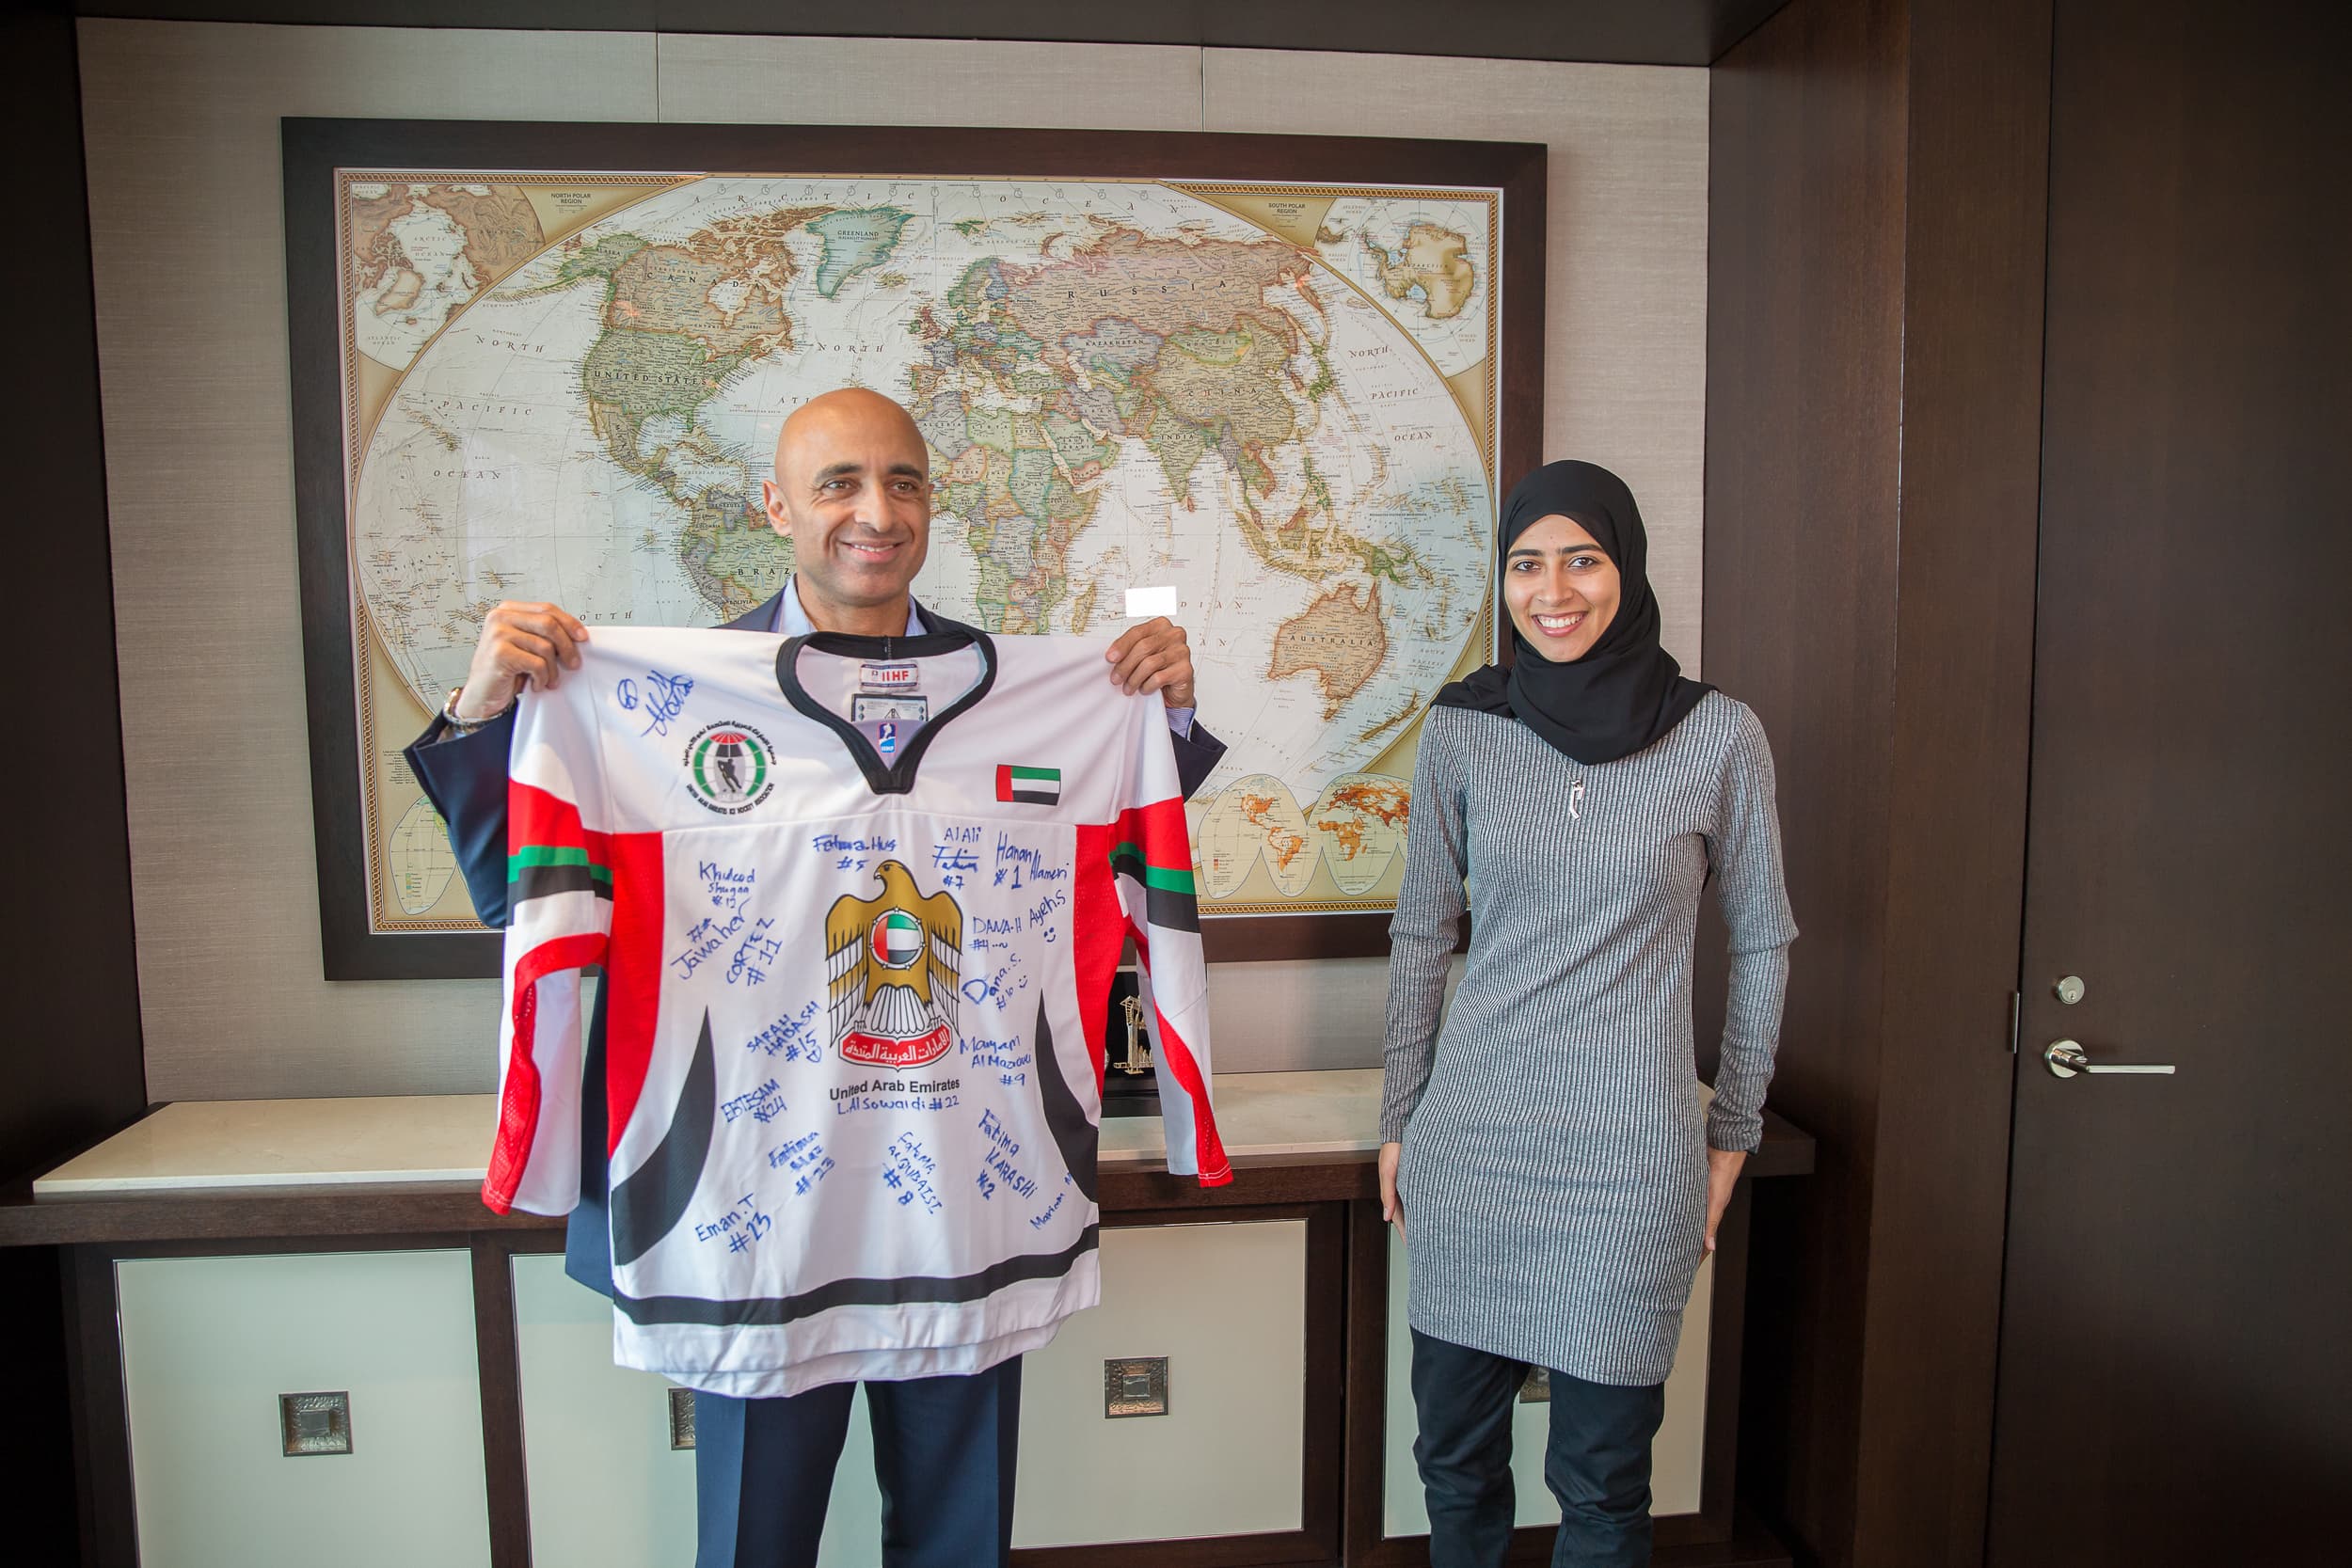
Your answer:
[1408,1328,1666,1568]
[692,1358,1023,1568]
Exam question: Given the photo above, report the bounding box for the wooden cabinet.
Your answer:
[8,1104,1810,1566]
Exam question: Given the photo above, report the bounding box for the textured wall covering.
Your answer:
[1205,48,1709,658]
[79,21,1706,1100]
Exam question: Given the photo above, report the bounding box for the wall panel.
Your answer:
[78,20,657,1100]
[82,21,1705,1099]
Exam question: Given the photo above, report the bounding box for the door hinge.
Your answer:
[2009,991,2022,1054]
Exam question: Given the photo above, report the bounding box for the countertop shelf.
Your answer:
[0,1070,1813,1246]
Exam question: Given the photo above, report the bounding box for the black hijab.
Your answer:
[1434,460,1710,765]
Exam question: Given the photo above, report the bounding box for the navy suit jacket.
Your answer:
[405,588,1228,1297]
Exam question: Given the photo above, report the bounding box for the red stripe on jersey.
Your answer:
[510,779,612,861]
[994,764,1013,801]
[1148,1006,1233,1187]
[602,832,667,1154]
[1072,823,1123,1093]
[1127,796,1192,877]
[484,931,607,1214]
[1103,800,1230,1185]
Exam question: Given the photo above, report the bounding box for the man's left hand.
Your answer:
[1105,616,1197,708]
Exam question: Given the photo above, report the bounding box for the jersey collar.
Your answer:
[774,624,998,796]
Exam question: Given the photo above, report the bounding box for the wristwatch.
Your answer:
[440,686,513,736]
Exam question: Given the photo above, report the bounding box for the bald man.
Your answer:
[406,388,1227,1568]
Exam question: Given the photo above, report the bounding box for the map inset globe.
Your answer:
[1304,773,1411,896]
[350,177,1495,913]
[1200,774,1321,901]
[386,793,457,916]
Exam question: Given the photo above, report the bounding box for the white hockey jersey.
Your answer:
[487,623,1229,1396]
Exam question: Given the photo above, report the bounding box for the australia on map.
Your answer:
[342,174,1500,932]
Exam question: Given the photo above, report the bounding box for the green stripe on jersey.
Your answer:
[1008,766,1061,782]
[1108,842,1196,894]
[509,845,611,882]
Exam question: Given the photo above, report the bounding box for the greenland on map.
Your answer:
[341,171,1502,936]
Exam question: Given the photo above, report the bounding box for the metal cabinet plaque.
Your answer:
[279,1391,353,1455]
[1104,1356,1170,1418]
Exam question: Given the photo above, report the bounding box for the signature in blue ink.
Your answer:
[614,669,694,737]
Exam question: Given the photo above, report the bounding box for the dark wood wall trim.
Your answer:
[1706,0,2049,1562]
[1706,0,1910,1556]
[5,9,149,1566]
[0,5,148,1212]
[74,1,1798,68]
[1851,0,2049,1560]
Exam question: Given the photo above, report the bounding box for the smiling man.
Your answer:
[406,387,1225,1568]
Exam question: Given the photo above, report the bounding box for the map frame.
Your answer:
[284,118,1545,981]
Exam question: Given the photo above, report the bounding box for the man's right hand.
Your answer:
[453,601,589,721]
[1378,1140,1405,1239]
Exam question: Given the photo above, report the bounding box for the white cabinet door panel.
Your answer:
[1014,1219,1308,1547]
[117,1251,491,1568]
[511,1253,890,1567]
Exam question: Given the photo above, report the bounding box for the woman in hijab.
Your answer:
[1378,460,1796,1568]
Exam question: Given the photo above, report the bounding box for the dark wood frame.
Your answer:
[15,1123,1808,1568]
[282,117,1548,980]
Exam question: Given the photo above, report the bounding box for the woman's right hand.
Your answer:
[1378,1141,1404,1238]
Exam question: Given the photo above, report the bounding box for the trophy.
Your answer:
[1100,970,1160,1117]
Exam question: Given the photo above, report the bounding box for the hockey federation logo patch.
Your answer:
[826,862,962,1069]
[996,765,1061,804]
[683,721,776,815]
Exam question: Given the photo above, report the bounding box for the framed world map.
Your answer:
[285,119,1544,979]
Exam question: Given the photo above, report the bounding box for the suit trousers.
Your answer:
[1407,1328,1665,1568]
[693,1358,1023,1568]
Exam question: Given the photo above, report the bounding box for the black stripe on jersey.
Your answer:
[610,1011,717,1269]
[512,863,614,904]
[611,1225,1103,1327]
[1007,788,1058,804]
[1108,852,1201,933]
[1034,995,1099,1204]
[1144,886,1200,933]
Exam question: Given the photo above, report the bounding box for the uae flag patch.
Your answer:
[995,765,1062,805]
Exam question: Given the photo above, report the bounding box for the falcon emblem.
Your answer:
[825,861,961,1069]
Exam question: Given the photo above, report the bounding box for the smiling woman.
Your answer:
[1504,514,1622,658]
[1454,461,1710,763]
[1377,460,1796,1568]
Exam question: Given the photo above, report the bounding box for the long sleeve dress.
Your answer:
[1378,693,1796,1386]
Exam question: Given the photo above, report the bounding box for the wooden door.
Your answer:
[1985,2,2352,1562]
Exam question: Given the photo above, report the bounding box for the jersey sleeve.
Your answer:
[1111,705,1232,1187]
[485,681,616,1216]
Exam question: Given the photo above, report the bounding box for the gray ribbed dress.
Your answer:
[1379,693,1796,1386]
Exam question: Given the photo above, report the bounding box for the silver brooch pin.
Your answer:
[1568,781,1585,819]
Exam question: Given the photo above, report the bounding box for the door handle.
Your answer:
[2042,1039,2177,1079]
